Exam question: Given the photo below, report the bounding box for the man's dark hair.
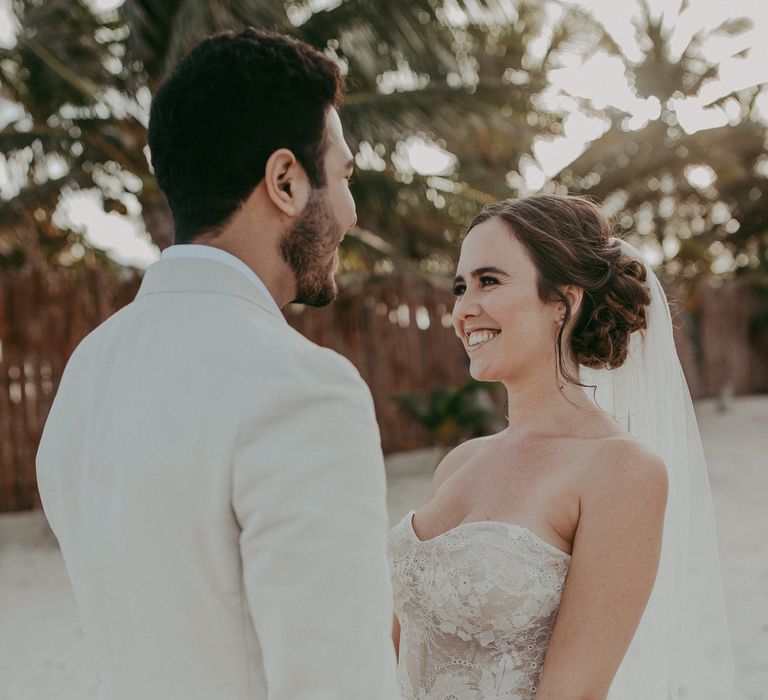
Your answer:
[147,28,343,243]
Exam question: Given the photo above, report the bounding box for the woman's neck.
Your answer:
[501,366,598,438]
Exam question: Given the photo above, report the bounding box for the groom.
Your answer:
[37,29,398,699]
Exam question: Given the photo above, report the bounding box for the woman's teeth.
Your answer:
[467,330,500,347]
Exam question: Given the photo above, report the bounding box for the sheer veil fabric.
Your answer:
[580,240,733,699]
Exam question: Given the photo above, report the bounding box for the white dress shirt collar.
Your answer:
[160,244,281,315]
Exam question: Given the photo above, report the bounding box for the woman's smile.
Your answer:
[466,329,501,351]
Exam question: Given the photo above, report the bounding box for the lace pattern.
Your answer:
[388,512,570,699]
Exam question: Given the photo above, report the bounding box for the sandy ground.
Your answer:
[0,396,766,699]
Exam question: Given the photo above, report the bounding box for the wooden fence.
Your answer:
[0,268,142,511]
[1,266,766,511]
[0,267,466,511]
[672,281,768,398]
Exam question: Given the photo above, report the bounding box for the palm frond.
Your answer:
[124,0,292,87]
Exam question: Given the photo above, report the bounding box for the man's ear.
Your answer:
[264,148,310,217]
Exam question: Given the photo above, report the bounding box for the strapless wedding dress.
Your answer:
[388,511,571,699]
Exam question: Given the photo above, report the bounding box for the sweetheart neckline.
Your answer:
[405,510,571,559]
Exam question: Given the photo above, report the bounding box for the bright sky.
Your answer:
[527,0,768,186]
[1,0,766,268]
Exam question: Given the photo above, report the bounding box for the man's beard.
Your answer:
[279,189,343,307]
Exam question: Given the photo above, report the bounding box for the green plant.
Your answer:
[392,379,499,449]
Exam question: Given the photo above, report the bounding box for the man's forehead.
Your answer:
[325,107,353,161]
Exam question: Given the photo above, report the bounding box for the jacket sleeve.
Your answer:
[232,348,399,700]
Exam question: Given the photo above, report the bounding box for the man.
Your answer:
[37,28,398,699]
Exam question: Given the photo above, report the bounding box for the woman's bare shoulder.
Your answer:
[582,434,669,508]
[427,434,498,498]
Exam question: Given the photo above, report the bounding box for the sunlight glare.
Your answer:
[0,0,18,48]
[355,141,386,172]
[54,190,159,269]
[685,164,717,190]
[671,97,729,134]
[519,156,546,192]
[403,137,456,176]
[87,0,125,13]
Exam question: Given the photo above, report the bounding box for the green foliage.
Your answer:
[0,0,765,284]
[392,379,499,447]
[0,0,606,271]
[0,0,166,268]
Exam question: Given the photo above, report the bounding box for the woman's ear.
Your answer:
[264,148,310,217]
[561,285,584,321]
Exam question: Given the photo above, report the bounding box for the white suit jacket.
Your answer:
[37,255,399,699]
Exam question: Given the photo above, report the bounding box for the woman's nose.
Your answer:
[452,292,482,325]
[463,287,485,313]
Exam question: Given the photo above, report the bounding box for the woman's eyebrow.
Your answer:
[470,266,508,277]
[452,266,509,285]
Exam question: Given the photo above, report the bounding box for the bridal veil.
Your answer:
[580,239,734,699]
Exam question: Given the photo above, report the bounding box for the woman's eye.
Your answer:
[452,283,466,296]
[479,275,498,287]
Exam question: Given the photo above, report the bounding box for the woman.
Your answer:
[388,195,732,699]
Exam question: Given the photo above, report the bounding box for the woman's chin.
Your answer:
[468,362,498,383]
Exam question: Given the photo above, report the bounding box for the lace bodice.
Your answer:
[388,511,571,699]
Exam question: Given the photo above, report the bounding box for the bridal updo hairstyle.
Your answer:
[468,195,651,379]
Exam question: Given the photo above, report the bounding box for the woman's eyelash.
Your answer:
[452,276,498,295]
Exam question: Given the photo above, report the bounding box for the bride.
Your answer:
[388,194,733,699]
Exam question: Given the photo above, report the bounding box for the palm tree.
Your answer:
[549,1,768,284]
[0,0,607,275]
